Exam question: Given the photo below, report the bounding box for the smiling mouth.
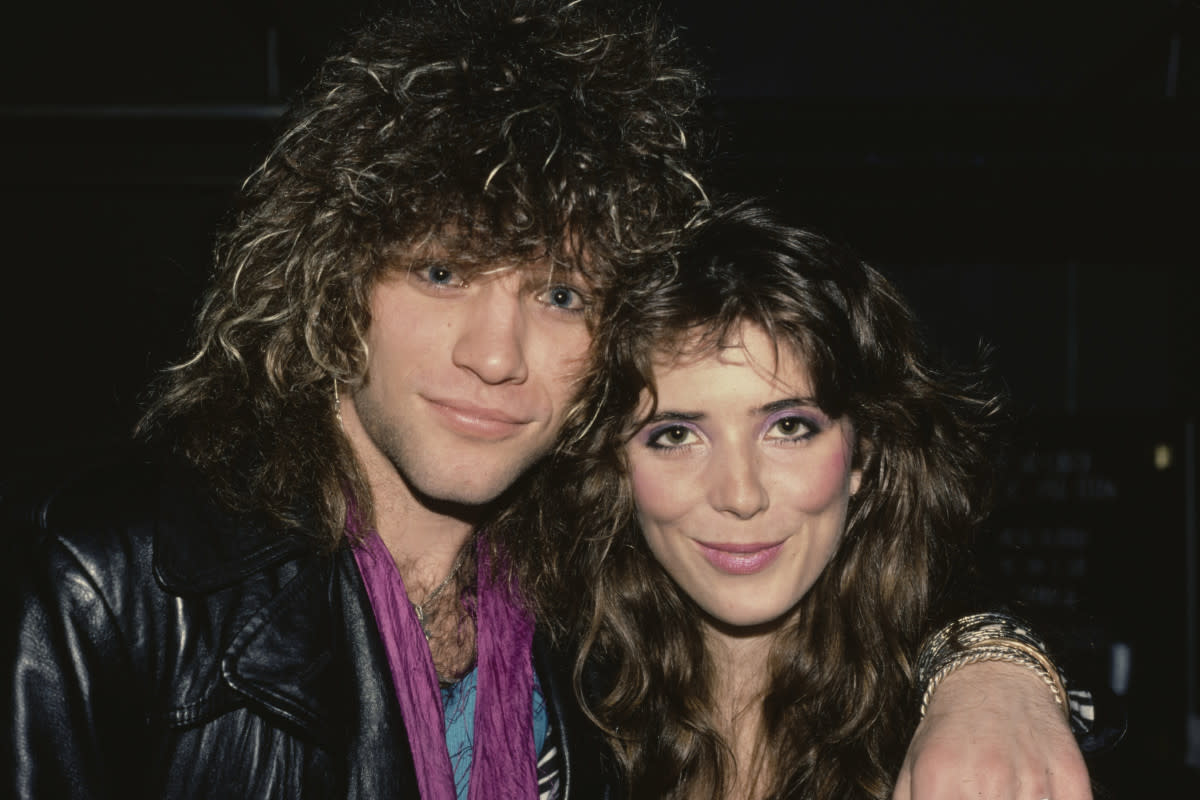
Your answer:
[425,397,531,440]
[696,541,785,575]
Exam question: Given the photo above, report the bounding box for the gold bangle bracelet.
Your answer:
[918,644,1065,720]
[916,613,1071,724]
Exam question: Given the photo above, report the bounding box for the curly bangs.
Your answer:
[592,203,872,429]
[142,0,710,545]
[273,0,706,276]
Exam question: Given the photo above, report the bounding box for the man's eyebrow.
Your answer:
[522,264,595,289]
[529,260,587,277]
[403,252,479,267]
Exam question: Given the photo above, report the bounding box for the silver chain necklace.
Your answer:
[412,546,468,642]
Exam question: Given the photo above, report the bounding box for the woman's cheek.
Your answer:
[779,444,855,511]
[629,459,690,527]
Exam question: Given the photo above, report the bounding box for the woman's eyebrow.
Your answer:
[641,410,704,425]
[758,397,819,416]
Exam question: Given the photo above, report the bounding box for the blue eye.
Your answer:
[425,264,456,285]
[541,284,586,312]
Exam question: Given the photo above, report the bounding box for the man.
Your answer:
[4,1,1092,798]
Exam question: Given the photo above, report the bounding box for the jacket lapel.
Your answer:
[219,555,341,742]
[152,464,344,744]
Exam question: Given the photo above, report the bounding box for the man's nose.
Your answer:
[707,446,769,519]
[451,277,529,385]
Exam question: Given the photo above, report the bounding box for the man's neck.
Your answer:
[374,483,479,681]
[369,477,475,586]
[338,393,477,595]
[339,396,481,679]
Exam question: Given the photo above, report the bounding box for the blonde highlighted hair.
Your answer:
[140,0,710,565]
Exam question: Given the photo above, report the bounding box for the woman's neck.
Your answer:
[704,625,776,800]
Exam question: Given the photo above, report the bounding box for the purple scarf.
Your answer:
[352,530,537,800]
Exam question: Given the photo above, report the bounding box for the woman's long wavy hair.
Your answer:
[138,0,709,564]
[518,201,1005,798]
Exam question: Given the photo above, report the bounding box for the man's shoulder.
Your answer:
[3,444,187,592]
[2,442,314,594]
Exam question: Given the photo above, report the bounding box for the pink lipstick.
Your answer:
[696,541,784,575]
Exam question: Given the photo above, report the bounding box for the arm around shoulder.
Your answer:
[893,613,1095,800]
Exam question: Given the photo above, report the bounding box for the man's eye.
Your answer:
[425,264,457,285]
[542,285,587,312]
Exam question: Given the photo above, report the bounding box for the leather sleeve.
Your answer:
[3,527,149,799]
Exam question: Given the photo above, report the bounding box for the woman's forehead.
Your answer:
[649,322,811,390]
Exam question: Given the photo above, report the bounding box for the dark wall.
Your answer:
[4,1,1195,447]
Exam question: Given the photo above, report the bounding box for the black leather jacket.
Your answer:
[2,455,614,799]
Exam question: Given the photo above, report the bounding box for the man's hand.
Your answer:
[893,661,1092,799]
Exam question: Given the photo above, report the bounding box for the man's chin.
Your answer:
[399,466,526,517]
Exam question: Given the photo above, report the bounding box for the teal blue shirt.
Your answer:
[442,667,549,799]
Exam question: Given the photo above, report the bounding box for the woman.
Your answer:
[524,201,1062,799]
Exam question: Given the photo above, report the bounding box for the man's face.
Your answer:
[345,253,593,509]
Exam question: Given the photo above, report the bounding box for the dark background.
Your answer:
[2,1,1197,795]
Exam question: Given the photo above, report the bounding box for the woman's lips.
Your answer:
[696,541,785,575]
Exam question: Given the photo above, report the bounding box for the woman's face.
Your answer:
[625,322,860,631]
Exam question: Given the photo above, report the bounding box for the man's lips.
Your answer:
[696,541,785,575]
[425,397,532,439]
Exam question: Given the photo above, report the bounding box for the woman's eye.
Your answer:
[542,284,587,312]
[769,416,815,440]
[648,424,697,449]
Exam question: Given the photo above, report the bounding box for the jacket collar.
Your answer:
[166,525,418,796]
[150,460,345,743]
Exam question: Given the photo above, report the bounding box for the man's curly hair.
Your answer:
[140,0,709,555]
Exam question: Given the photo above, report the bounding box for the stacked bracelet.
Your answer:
[916,612,1070,723]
